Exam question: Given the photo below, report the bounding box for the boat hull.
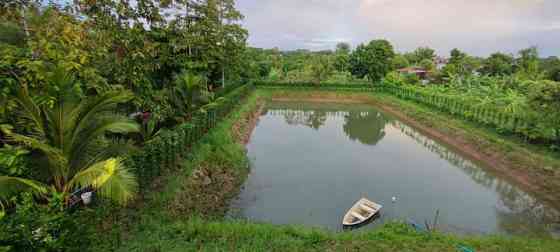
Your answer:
[342,198,382,227]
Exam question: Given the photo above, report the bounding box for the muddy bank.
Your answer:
[267,91,560,209]
[169,98,265,217]
[232,99,265,145]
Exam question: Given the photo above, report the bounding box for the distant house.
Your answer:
[397,67,428,79]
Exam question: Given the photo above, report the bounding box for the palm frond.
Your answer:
[13,86,48,140]
[2,129,68,179]
[82,138,138,170]
[68,158,138,206]
[68,114,139,171]
[0,176,49,202]
[68,90,135,149]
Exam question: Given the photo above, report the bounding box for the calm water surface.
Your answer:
[229,101,560,236]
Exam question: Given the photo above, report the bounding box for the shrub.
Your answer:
[0,193,93,252]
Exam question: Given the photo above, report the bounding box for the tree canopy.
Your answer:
[350,39,395,83]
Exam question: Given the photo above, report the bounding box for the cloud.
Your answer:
[236,0,560,56]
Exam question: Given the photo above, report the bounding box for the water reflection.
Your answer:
[265,103,343,130]
[344,111,391,146]
[265,102,393,145]
[391,121,560,236]
[232,101,560,236]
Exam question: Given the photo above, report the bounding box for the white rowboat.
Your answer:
[342,198,382,227]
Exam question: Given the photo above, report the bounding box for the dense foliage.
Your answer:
[383,74,560,147]
[0,0,252,250]
[349,39,396,82]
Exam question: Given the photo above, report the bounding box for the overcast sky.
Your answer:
[235,0,560,57]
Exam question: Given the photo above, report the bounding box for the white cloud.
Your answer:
[236,0,560,56]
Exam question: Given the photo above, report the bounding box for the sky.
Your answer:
[235,0,560,57]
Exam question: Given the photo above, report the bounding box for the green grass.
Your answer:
[89,90,560,252]
[104,216,560,251]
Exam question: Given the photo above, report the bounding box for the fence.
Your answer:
[380,85,558,144]
[254,80,377,92]
[127,84,255,189]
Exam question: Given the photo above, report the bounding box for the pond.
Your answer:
[228,101,560,236]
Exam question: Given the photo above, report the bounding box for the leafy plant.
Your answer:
[169,72,211,121]
[0,144,29,176]
[0,71,140,206]
[0,193,93,251]
[139,116,161,143]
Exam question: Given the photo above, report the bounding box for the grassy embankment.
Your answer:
[92,90,560,252]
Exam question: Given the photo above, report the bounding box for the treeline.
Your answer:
[0,0,253,124]
[245,42,560,85]
[243,41,394,84]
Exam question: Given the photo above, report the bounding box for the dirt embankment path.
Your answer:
[269,92,560,210]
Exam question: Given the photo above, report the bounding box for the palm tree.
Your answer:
[168,71,211,121]
[0,74,140,206]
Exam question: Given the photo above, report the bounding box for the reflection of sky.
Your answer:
[232,101,560,236]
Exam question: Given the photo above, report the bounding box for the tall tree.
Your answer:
[392,54,410,69]
[334,42,351,72]
[349,39,395,83]
[541,56,560,82]
[335,42,351,54]
[515,47,542,80]
[419,58,435,72]
[481,52,515,76]
[449,48,467,65]
[443,48,479,77]
[405,46,436,65]
[308,55,334,84]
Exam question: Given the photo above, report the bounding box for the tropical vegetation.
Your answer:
[1,0,560,251]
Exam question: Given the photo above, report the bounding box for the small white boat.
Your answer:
[342,198,382,227]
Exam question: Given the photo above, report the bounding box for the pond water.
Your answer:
[228,101,560,236]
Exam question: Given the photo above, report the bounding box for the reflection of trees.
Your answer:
[266,102,353,130]
[494,180,560,236]
[392,121,497,188]
[268,109,330,130]
[266,102,391,146]
[391,121,560,235]
[343,111,391,146]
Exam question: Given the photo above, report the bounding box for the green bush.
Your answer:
[0,193,93,252]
